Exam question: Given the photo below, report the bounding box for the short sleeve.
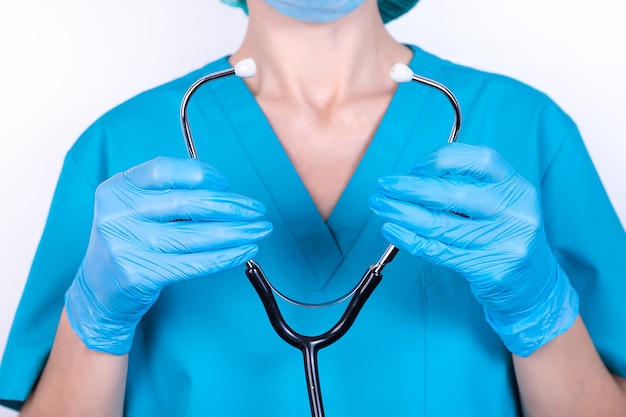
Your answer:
[540,126,626,377]
[0,153,96,410]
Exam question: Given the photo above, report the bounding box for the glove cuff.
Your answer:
[64,267,138,355]
[486,262,579,357]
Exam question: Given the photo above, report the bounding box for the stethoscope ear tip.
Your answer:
[234,58,257,78]
[390,62,414,83]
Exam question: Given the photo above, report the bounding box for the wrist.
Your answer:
[64,267,139,355]
[486,262,579,357]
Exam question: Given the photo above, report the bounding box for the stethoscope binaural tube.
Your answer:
[390,62,461,144]
[179,58,462,417]
[180,58,257,159]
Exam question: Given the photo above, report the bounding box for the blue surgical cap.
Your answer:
[219,0,420,23]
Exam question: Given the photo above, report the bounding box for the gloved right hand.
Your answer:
[65,156,272,354]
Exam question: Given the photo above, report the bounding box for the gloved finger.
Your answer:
[380,222,548,295]
[123,156,230,191]
[98,188,268,222]
[369,194,501,248]
[134,221,273,254]
[379,222,483,269]
[137,244,261,286]
[376,175,506,219]
[135,190,267,222]
[382,223,471,260]
[409,143,516,183]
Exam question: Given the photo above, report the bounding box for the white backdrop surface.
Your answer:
[0,1,624,415]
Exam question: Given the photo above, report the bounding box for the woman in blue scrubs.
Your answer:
[2,0,626,415]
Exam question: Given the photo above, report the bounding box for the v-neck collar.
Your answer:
[206,45,445,284]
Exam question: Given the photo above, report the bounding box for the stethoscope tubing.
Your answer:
[180,67,236,159]
[245,260,385,417]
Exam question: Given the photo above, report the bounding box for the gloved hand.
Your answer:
[65,156,273,354]
[368,143,578,357]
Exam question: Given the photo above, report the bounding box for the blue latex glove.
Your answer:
[65,157,273,354]
[369,143,578,357]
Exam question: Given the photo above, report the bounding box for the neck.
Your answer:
[230,0,412,108]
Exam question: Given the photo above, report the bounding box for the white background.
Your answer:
[0,0,624,414]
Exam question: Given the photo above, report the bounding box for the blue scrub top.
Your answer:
[1,45,625,416]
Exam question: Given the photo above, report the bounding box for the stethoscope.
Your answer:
[180,58,461,417]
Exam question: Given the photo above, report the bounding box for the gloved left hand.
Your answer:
[368,143,578,357]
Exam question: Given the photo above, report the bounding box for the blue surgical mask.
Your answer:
[262,0,366,23]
